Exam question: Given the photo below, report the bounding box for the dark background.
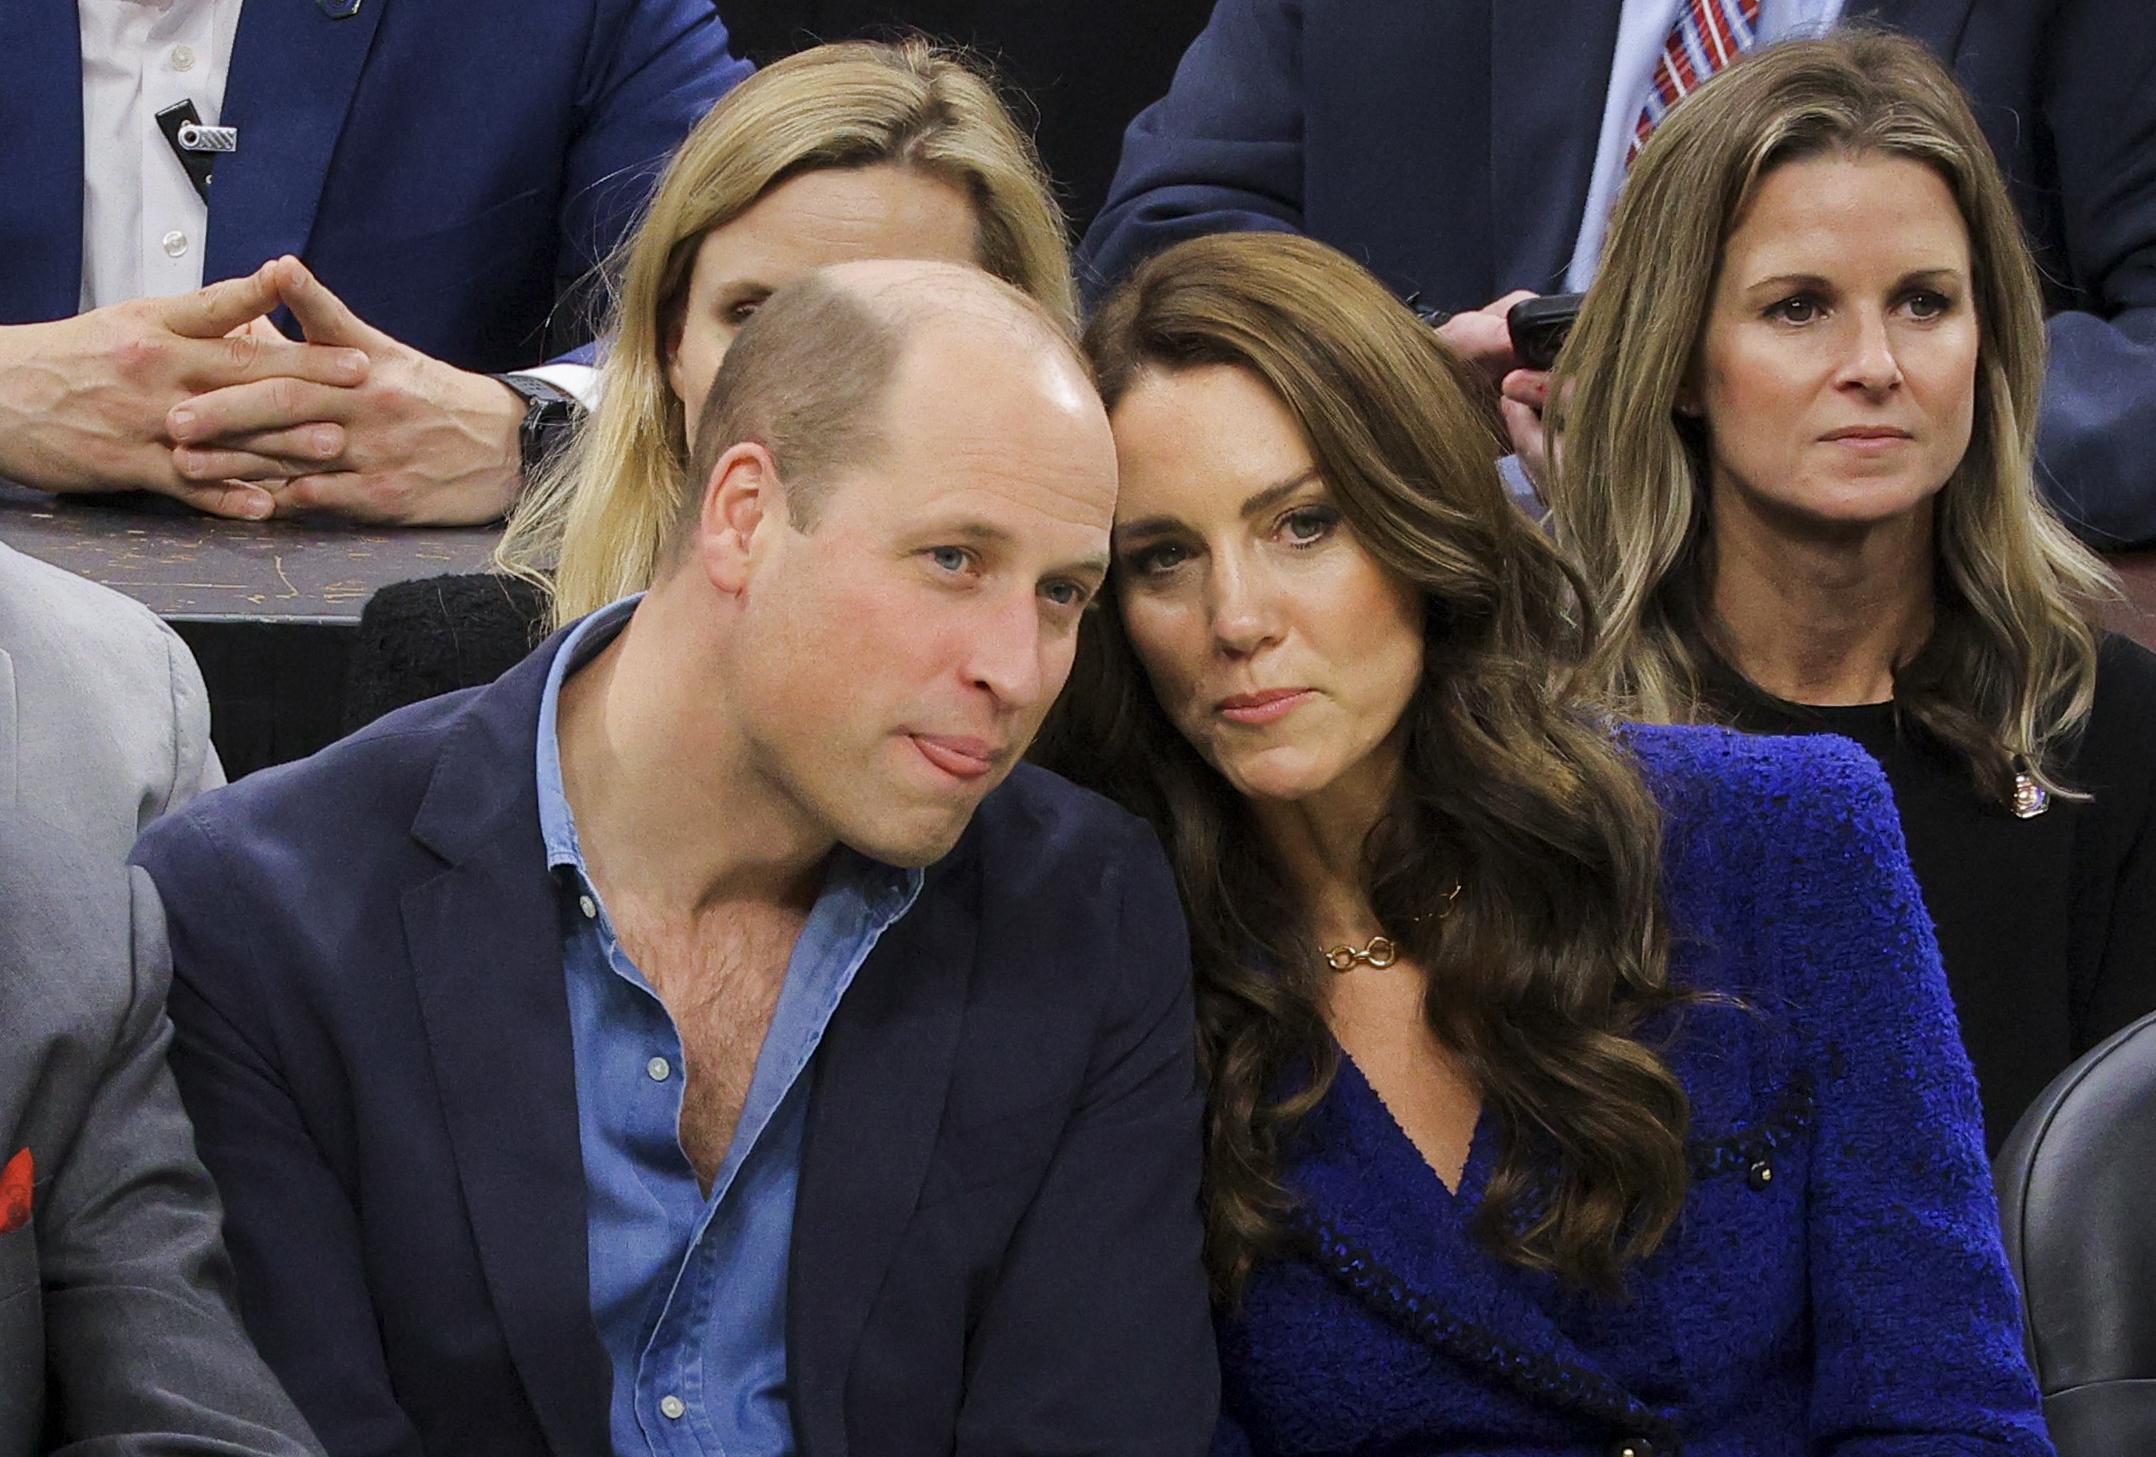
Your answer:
[722,1,1217,237]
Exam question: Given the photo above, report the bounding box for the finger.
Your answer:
[270,472,407,524]
[160,261,284,340]
[1485,289,1540,315]
[145,473,277,522]
[176,328,368,395]
[173,424,347,483]
[271,257,385,350]
[1501,396,1547,464]
[1500,369,1551,408]
[169,377,355,444]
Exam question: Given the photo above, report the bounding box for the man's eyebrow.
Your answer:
[1114,467,1321,544]
[920,519,1110,578]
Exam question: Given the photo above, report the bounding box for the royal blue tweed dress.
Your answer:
[1216,725,2051,1457]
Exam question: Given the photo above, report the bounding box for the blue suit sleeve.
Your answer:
[133,813,428,1457]
[1075,0,1307,304]
[2028,0,2156,546]
[548,0,753,359]
[1774,743,2053,1454]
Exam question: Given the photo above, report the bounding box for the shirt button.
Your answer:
[646,1056,671,1082]
[161,230,189,258]
[658,1395,686,1421]
[577,894,597,919]
[170,44,196,71]
[1746,1158,1776,1191]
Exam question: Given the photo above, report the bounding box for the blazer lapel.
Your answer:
[401,643,610,1457]
[787,849,976,1457]
[0,1,86,321]
[206,0,387,284]
[1286,1057,1680,1442]
[1488,0,1624,294]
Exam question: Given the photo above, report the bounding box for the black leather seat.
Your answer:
[1994,1009,2156,1456]
[343,571,551,733]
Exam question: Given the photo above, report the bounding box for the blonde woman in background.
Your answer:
[498,38,1075,622]
[1548,30,2156,1152]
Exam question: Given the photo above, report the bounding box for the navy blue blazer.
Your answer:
[1217,727,2050,1455]
[130,627,1217,1457]
[1079,0,2156,546]
[2,0,750,371]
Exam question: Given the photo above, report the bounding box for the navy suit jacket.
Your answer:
[1,0,750,371]
[1079,0,2156,546]
[130,627,1217,1457]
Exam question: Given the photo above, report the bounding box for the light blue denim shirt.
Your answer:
[534,597,922,1456]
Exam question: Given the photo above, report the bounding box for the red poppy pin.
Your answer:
[0,1148,32,1235]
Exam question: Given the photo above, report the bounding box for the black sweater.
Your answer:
[1727,633,2156,1152]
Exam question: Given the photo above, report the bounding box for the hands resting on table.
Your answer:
[0,256,526,525]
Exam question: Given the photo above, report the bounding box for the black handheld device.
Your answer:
[1506,292,1585,371]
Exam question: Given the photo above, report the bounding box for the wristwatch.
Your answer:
[494,372,580,479]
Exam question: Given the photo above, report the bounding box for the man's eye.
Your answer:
[1041,580,1090,609]
[928,546,970,573]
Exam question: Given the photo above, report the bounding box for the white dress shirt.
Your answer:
[78,0,244,311]
[1564,0,1846,291]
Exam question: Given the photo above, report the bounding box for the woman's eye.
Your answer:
[1768,295,1821,325]
[1905,290,1952,320]
[724,298,764,326]
[1129,542,1188,576]
[1281,507,1337,546]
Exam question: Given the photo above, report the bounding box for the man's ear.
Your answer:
[696,441,783,595]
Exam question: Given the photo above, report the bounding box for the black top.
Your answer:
[1726,633,2156,1151]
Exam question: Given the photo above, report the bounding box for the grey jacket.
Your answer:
[0,541,220,866]
[0,812,319,1455]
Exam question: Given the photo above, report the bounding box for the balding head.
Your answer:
[676,259,1085,545]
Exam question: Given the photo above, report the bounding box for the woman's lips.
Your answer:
[1821,426,1913,452]
[911,733,997,781]
[1217,688,1314,725]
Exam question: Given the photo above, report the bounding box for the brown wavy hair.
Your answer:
[1036,232,1691,1300]
[1547,30,2113,805]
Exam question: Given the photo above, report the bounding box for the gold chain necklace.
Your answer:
[1319,880,1461,974]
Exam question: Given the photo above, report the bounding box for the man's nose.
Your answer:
[965,590,1051,709]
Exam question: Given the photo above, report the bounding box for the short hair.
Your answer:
[678,273,902,543]
[668,262,1085,554]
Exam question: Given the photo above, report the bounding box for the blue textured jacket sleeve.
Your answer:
[1773,742,2052,1454]
[1074,0,1306,304]
[547,0,753,362]
[2025,0,2156,547]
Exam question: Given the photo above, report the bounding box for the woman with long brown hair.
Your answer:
[1038,228,2047,1454]
[1548,31,2156,1151]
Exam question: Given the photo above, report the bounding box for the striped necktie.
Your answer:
[1628,0,1764,165]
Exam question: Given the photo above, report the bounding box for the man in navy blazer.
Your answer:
[133,260,1217,1457]
[0,0,748,524]
[1079,0,2156,545]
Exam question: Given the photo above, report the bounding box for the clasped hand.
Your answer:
[166,256,525,524]
[1434,290,1555,491]
[0,256,524,524]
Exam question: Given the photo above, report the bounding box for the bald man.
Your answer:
[133,261,1217,1457]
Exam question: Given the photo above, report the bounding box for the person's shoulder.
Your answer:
[135,684,483,879]
[955,762,1170,907]
[0,541,188,683]
[1622,719,1891,829]
[2093,630,2156,718]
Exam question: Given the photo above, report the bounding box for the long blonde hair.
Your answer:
[1548,29,2113,804]
[497,39,1075,624]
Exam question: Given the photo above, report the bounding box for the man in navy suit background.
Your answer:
[0,0,749,524]
[1080,0,2156,546]
[132,259,1217,1456]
